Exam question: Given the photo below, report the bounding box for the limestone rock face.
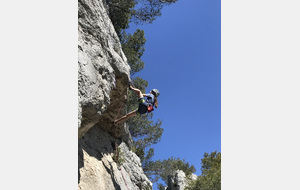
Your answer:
[167,170,197,190]
[78,126,152,190]
[78,0,131,140]
[78,0,152,189]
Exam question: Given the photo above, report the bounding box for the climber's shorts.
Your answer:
[135,98,148,115]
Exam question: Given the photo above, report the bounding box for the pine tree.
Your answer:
[186,151,221,190]
[106,0,178,35]
[142,157,196,186]
[106,0,135,35]
[120,29,146,76]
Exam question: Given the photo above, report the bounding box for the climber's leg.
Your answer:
[114,110,137,125]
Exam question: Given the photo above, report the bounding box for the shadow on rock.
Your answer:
[78,124,121,185]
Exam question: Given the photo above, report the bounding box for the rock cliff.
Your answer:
[166,170,197,190]
[78,0,152,189]
[78,0,130,140]
[78,126,152,190]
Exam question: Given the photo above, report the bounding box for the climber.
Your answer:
[113,85,160,125]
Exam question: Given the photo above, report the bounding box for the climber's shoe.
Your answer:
[128,85,133,91]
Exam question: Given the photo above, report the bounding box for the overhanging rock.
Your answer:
[78,0,131,141]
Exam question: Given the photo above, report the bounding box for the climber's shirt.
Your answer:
[144,94,155,107]
[135,94,155,115]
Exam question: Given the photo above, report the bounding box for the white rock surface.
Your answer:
[78,0,131,139]
[167,170,197,190]
[78,0,152,189]
[78,126,152,190]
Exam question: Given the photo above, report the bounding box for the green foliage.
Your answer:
[143,157,196,186]
[185,151,221,190]
[201,151,221,174]
[112,145,126,166]
[128,113,163,147]
[133,146,154,164]
[131,0,178,25]
[120,29,146,76]
[106,0,178,35]
[159,157,196,183]
[106,0,135,35]
[173,181,178,187]
[157,184,166,190]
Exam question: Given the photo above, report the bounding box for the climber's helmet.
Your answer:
[151,89,160,97]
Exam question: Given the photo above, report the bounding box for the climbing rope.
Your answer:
[120,167,130,190]
[113,78,134,123]
[115,142,118,161]
[114,101,125,124]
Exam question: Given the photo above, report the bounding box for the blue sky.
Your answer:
[2,0,300,189]
[126,0,221,188]
[2,1,300,189]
